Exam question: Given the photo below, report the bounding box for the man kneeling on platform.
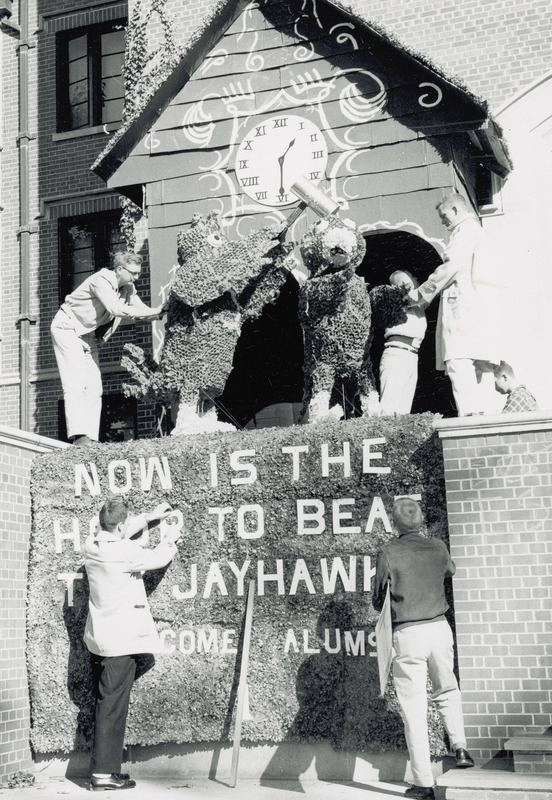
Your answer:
[84,498,181,792]
[372,498,474,800]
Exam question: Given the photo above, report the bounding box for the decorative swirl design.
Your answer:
[302,0,323,29]
[341,175,362,201]
[293,1,322,62]
[418,82,443,108]
[359,219,446,255]
[239,1,258,38]
[330,22,359,50]
[181,101,215,148]
[328,151,354,209]
[199,172,236,221]
[294,40,314,62]
[144,131,161,152]
[339,70,387,123]
[246,34,265,71]
[200,48,228,76]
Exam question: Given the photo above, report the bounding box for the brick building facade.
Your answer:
[1,0,551,788]
[435,414,552,762]
[0,427,66,782]
[1,0,552,440]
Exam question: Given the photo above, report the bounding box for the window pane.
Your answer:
[68,77,88,107]
[68,53,88,83]
[67,33,87,61]
[107,224,125,249]
[102,97,124,124]
[70,101,89,129]
[101,52,124,80]
[72,254,95,289]
[102,76,124,101]
[101,30,124,125]
[58,24,126,132]
[101,29,125,56]
[67,224,93,249]
[60,211,122,297]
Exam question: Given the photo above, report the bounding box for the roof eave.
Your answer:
[92,0,250,182]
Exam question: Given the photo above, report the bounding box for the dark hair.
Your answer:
[99,498,129,532]
[389,269,418,288]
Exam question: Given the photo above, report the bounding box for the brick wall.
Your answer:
[0,426,67,783]
[350,0,552,111]
[435,412,552,761]
[3,0,552,437]
[134,0,552,114]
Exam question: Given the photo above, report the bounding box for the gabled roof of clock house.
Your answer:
[92,0,512,200]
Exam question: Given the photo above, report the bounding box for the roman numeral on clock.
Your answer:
[309,171,321,180]
[273,117,288,128]
[238,160,249,169]
[255,191,268,200]
[312,150,324,159]
[241,176,260,187]
[255,126,266,136]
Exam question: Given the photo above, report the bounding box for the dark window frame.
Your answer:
[58,209,124,302]
[56,20,126,133]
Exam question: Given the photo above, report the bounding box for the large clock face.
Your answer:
[235,114,328,207]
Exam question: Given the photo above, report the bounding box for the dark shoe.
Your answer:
[90,774,136,791]
[455,747,475,768]
[405,786,435,799]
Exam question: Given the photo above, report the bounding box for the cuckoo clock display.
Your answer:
[235,114,328,207]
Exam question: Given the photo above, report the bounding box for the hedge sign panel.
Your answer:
[29,414,449,754]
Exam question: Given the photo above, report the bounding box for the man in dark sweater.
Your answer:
[372,498,474,800]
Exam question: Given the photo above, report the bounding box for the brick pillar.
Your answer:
[435,412,552,762]
[0,427,67,783]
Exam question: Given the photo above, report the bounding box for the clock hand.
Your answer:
[278,138,296,195]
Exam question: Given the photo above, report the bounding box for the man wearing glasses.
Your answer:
[51,251,166,446]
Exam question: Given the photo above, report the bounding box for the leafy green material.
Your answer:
[28,414,448,756]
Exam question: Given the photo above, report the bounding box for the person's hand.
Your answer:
[162,519,183,545]
[145,502,173,523]
[151,303,168,319]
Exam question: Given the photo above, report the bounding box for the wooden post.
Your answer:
[229,579,255,788]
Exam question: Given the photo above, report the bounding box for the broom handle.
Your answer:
[229,579,255,788]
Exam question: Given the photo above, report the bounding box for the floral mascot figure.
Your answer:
[122,212,295,434]
[298,214,408,423]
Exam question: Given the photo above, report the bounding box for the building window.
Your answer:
[57,21,126,132]
[58,210,124,300]
[476,162,503,215]
[58,395,137,443]
[101,395,137,442]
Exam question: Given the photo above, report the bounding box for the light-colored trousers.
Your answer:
[51,311,103,441]
[379,346,418,414]
[393,618,467,788]
[445,358,496,416]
